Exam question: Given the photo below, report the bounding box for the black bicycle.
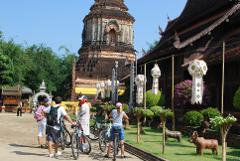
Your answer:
[71,122,91,160]
[59,118,72,150]
[98,123,111,152]
[112,129,120,161]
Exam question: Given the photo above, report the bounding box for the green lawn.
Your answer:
[125,126,240,161]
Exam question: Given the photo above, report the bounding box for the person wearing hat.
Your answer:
[104,102,129,158]
[34,97,49,148]
[77,95,91,136]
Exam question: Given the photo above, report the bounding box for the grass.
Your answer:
[125,126,240,161]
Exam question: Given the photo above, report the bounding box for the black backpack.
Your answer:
[47,106,60,126]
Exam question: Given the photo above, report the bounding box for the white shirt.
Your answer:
[112,109,125,127]
[43,104,67,124]
[77,103,90,125]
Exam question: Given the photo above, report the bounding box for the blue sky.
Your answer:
[0,0,187,57]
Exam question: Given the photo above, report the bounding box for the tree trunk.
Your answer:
[162,121,166,154]
[137,118,140,143]
[221,127,226,161]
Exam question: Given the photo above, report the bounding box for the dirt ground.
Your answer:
[0,113,142,161]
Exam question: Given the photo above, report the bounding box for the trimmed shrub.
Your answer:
[146,90,165,108]
[183,111,204,127]
[150,106,163,117]
[201,107,220,120]
[233,87,240,110]
[122,103,129,112]
[174,80,211,108]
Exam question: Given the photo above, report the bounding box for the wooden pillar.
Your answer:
[221,41,225,115]
[144,64,147,110]
[171,55,175,130]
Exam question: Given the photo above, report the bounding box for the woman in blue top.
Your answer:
[105,102,129,158]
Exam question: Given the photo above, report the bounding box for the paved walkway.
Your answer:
[0,113,142,161]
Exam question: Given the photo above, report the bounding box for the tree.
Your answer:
[211,115,237,161]
[133,107,145,143]
[146,90,165,108]
[150,106,173,154]
[0,53,14,86]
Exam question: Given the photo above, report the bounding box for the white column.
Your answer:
[92,18,95,42]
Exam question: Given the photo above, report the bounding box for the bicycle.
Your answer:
[112,128,121,161]
[98,122,111,152]
[59,118,72,150]
[89,121,108,140]
[71,122,91,160]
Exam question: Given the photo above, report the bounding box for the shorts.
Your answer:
[37,119,46,137]
[110,126,124,141]
[46,126,60,144]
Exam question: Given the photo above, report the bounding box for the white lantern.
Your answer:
[100,82,105,99]
[135,75,145,105]
[105,79,112,98]
[96,83,101,98]
[188,59,208,104]
[151,64,161,95]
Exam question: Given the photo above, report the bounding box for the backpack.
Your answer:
[47,106,60,126]
[34,105,44,121]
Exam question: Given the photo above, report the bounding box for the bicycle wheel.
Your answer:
[80,135,92,154]
[98,130,107,152]
[60,131,65,150]
[71,133,80,160]
[113,134,118,161]
[63,127,72,147]
[88,126,99,140]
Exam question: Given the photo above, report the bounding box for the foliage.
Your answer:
[233,87,240,110]
[150,106,163,117]
[174,80,210,108]
[211,115,237,129]
[122,103,129,112]
[183,111,204,127]
[133,107,145,118]
[0,31,77,99]
[90,106,97,113]
[144,109,154,119]
[0,53,14,85]
[102,103,115,113]
[146,90,165,108]
[201,107,220,120]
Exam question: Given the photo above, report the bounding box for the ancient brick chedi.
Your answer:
[73,0,135,98]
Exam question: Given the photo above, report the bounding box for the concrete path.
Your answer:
[0,113,142,161]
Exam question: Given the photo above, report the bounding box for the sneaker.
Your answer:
[55,151,62,157]
[49,153,54,158]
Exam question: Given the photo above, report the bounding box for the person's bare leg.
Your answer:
[37,136,42,146]
[120,140,125,157]
[48,141,54,155]
[106,142,113,157]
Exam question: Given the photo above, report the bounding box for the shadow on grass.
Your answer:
[166,142,194,148]
[227,150,240,158]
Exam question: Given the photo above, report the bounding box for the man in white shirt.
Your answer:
[44,96,75,158]
[77,95,90,136]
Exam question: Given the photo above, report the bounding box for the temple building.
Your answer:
[137,0,240,113]
[72,0,136,98]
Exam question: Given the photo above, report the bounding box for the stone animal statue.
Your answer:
[190,131,218,155]
[166,128,182,142]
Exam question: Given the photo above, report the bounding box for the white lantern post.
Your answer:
[105,79,112,98]
[96,82,101,98]
[100,82,105,99]
[135,75,145,105]
[188,59,208,104]
[151,64,161,95]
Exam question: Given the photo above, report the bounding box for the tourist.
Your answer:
[34,97,48,148]
[104,102,129,158]
[44,96,75,158]
[77,95,90,136]
[17,101,23,117]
